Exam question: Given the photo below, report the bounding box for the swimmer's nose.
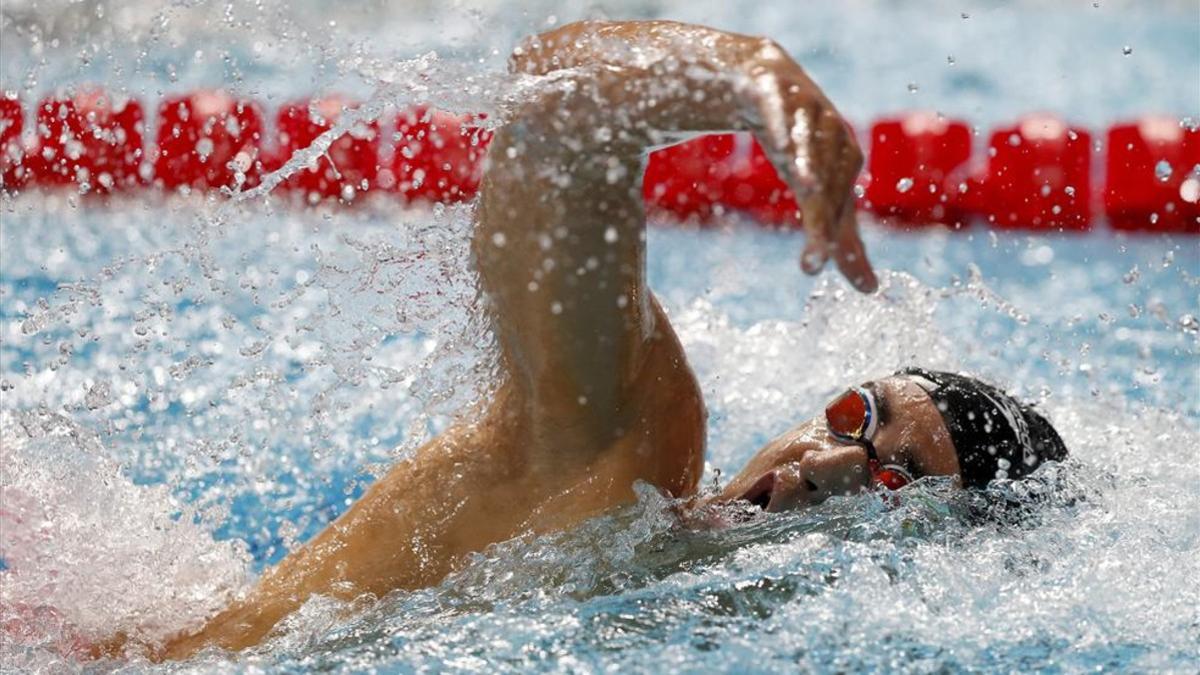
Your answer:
[746,445,870,511]
[794,444,871,505]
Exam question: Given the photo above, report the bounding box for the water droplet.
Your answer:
[906,82,919,94]
[604,226,619,244]
[895,177,914,193]
[1154,159,1172,182]
[491,232,507,248]
[550,301,563,315]
[946,55,956,66]
[195,137,214,160]
[853,184,865,199]
[1122,265,1141,284]
[84,381,114,410]
[1122,45,1133,56]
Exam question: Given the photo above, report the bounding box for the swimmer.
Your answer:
[108,20,1067,660]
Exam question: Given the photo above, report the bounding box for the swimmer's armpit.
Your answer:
[509,20,876,292]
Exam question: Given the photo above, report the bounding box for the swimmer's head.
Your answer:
[716,369,1069,512]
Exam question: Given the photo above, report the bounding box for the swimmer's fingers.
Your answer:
[799,228,830,274]
[791,105,860,279]
[751,94,834,275]
[741,42,871,291]
[831,203,878,292]
[802,104,873,291]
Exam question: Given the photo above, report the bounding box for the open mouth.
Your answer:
[739,472,776,511]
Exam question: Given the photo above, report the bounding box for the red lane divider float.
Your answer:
[272,97,380,203]
[156,90,266,192]
[30,89,146,193]
[643,133,799,225]
[393,106,492,203]
[863,112,972,227]
[963,115,1093,231]
[1,92,24,189]
[0,89,1196,233]
[1105,117,1200,233]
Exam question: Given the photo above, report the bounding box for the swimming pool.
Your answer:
[2,0,1198,672]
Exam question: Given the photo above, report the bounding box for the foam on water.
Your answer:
[0,410,249,652]
[1,0,1199,672]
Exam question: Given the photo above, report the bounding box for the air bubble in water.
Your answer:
[896,177,914,193]
[1122,45,1133,55]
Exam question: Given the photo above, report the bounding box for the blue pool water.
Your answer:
[2,0,1199,673]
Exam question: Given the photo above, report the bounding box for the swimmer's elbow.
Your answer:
[508,21,591,75]
[507,36,540,74]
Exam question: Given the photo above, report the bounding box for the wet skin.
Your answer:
[716,377,961,512]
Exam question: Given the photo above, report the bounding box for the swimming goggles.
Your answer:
[824,386,915,491]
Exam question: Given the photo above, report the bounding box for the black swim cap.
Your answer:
[896,367,1069,488]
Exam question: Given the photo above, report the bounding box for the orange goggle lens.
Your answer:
[825,388,870,441]
[871,462,914,491]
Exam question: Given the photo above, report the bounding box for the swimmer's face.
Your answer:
[716,377,961,512]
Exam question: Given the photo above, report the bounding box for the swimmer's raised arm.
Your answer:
[509,20,876,291]
[119,21,867,662]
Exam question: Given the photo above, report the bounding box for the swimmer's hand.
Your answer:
[511,20,877,293]
[740,46,877,293]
